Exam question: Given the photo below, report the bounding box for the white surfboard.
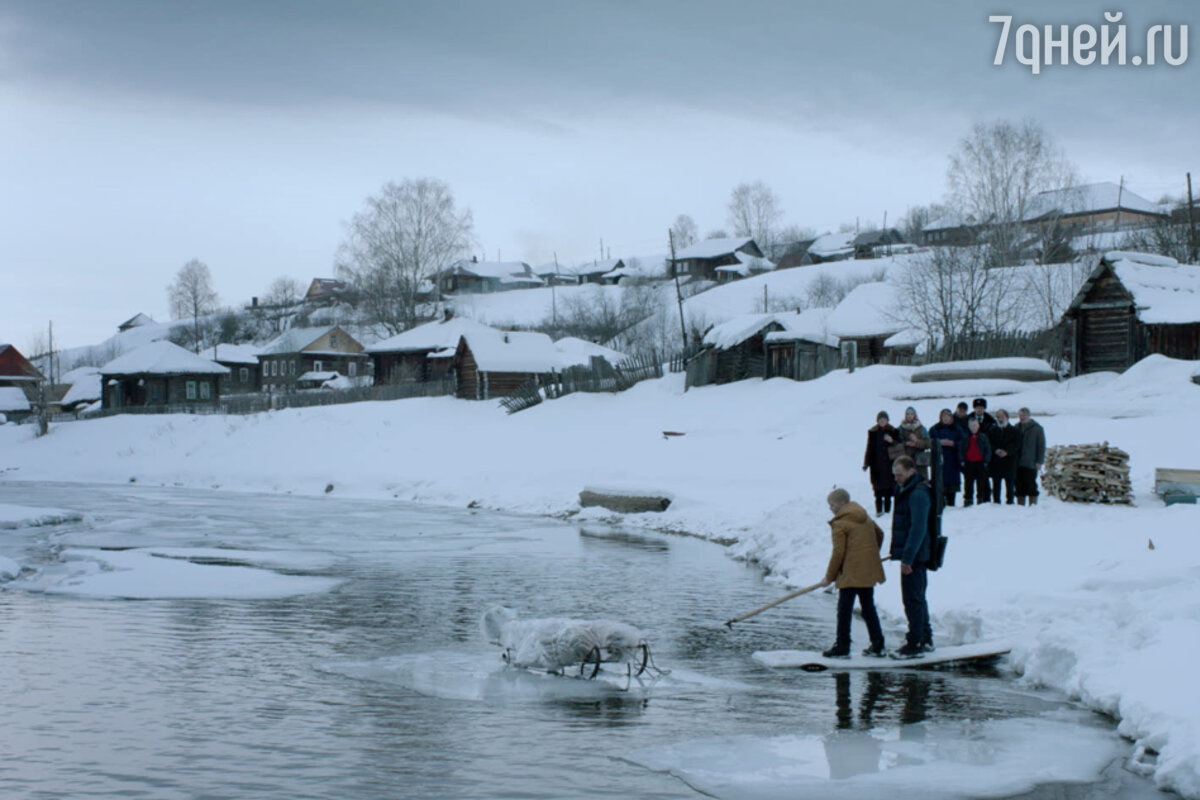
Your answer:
[752,640,1012,672]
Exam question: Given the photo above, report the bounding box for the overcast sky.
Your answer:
[2,0,1197,349]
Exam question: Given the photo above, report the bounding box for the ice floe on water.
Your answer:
[7,545,341,599]
[0,502,83,529]
[324,650,749,703]
[621,709,1125,800]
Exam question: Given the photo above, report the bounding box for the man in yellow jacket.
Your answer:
[820,488,887,658]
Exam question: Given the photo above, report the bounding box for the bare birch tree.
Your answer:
[336,178,474,335]
[263,276,302,307]
[892,246,1023,355]
[670,215,698,251]
[727,181,782,253]
[168,259,219,351]
[947,119,1077,266]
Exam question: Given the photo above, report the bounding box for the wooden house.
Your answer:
[117,313,155,332]
[58,367,102,414]
[686,311,841,387]
[669,237,763,281]
[1063,252,1200,374]
[305,278,347,302]
[806,232,856,263]
[453,330,562,400]
[826,282,919,365]
[572,258,624,285]
[764,309,842,380]
[437,258,544,294]
[1023,182,1168,231]
[211,343,262,394]
[922,213,988,247]
[0,344,46,411]
[99,340,229,410]
[366,315,499,385]
[852,228,909,259]
[257,326,370,392]
[535,263,580,286]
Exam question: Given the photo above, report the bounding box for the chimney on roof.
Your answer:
[251,297,258,307]
[471,255,478,263]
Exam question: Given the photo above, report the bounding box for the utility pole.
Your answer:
[669,229,687,349]
[599,238,604,262]
[551,251,559,325]
[1187,172,1198,264]
[763,284,768,313]
[1115,176,1125,230]
[47,321,54,387]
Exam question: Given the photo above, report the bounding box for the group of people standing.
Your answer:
[821,398,1048,660]
[863,399,1046,511]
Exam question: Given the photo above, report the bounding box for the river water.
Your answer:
[0,483,1166,800]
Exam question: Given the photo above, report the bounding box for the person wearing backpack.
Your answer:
[890,455,934,657]
[819,488,887,659]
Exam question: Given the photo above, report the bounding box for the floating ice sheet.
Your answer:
[622,712,1124,800]
[8,546,341,599]
[0,502,84,529]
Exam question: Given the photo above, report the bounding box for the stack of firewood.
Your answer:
[1042,442,1133,504]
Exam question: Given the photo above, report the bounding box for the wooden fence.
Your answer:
[918,328,1070,372]
[45,379,456,423]
[499,354,665,414]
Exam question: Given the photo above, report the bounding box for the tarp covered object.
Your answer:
[481,606,645,671]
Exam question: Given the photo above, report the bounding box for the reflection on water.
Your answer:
[0,483,1141,800]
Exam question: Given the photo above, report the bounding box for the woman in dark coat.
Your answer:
[928,408,964,507]
[863,411,900,516]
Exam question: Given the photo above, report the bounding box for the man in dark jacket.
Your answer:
[970,398,997,434]
[1016,407,1046,505]
[988,408,1021,504]
[958,417,993,506]
[890,455,933,657]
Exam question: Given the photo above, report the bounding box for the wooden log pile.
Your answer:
[1042,442,1132,504]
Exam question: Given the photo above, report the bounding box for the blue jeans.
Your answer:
[900,565,932,647]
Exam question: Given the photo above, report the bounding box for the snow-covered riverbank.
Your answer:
[3,356,1199,796]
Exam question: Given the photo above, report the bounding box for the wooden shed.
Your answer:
[453,331,562,400]
[1063,252,1200,374]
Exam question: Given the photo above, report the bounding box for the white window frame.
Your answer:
[348,361,357,377]
[185,380,197,400]
[313,360,323,372]
[199,381,211,400]
[239,367,249,383]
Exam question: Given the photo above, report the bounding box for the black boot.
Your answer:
[822,644,850,658]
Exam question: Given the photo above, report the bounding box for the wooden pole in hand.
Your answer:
[724,582,825,628]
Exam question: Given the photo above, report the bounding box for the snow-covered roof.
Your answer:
[1101,252,1200,324]
[297,371,339,383]
[59,365,100,385]
[462,331,562,373]
[604,254,669,281]
[704,309,837,349]
[0,386,30,412]
[807,232,856,258]
[449,260,544,285]
[826,282,903,338]
[673,237,756,261]
[367,317,502,354]
[211,343,261,364]
[258,326,347,356]
[763,308,840,348]
[923,212,984,231]
[1024,182,1163,222]
[554,337,628,368]
[118,312,155,331]
[100,340,230,376]
[61,372,102,405]
[570,258,623,276]
[714,251,777,277]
